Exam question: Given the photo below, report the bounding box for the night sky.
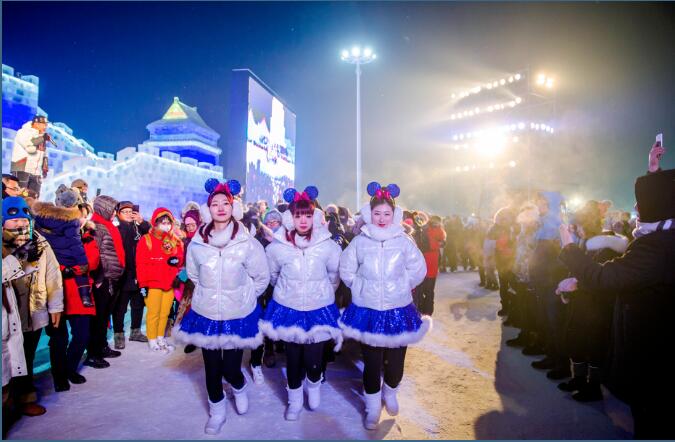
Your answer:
[3,2,674,213]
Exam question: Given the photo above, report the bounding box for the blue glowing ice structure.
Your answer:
[2,64,223,218]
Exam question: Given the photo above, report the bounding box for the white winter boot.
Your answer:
[204,396,227,435]
[364,391,382,430]
[157,336,175,353]
[305,377,322,410]
[232,381,249,415]
[382,382,400,416]
[285,385,304,421]
[148,339,162,352]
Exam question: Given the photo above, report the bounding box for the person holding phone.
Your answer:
[556,141,674,439]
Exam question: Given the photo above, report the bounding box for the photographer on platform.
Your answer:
[10,116,54,197]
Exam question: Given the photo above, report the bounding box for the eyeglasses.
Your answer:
[6,207,30,216]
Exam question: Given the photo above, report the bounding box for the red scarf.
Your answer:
[91,213,126,269]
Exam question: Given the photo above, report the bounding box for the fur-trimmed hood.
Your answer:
[358,203,406,241]
[199,200,244,225]
[31,201,81,222]
[585,233,629,254]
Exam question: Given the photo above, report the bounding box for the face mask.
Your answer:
[158,224,172,233]
[271,225,281,233]
[3,226,31,247]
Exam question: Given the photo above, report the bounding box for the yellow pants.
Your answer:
[144,288,174,340]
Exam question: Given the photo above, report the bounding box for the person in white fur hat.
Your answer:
[172,178,270,435]
[259,185,342,421]
[339,181,430,430]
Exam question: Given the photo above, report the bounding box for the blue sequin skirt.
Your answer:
[172,304,263,350]
[338,302,431,348]
[259,299,343,348]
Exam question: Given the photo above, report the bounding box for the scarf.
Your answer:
[91,212,126,268]
[2,227,31,258]
[151,228,181,254]
[632,218,675,239]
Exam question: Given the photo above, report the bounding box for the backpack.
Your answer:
[414,226,431,253]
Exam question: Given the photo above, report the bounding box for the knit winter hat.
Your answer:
[183,209,201,225]
[2,196,32,223]
[54,184,82,208]
[93,195,118,220]
[263,209,283,225]
[634,169,675,223]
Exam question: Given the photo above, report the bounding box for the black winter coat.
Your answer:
[117,220,151,291]
[559,230,675,404]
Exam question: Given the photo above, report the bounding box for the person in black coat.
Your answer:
[556,201,629,402]
[557,167,675,439]
[113,202,151,348]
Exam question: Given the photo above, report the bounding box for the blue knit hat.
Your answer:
[2,196,32,223]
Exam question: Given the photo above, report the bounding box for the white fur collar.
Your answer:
[273,223,332,249]
[360,223,405,242]
[192,220,247,249]
[585,234,629,254]
[358,203,405,241]
[199,200,244,225]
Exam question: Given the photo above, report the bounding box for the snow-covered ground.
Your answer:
[7,271,633,439]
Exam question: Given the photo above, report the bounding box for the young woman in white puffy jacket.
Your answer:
[259,186,342,421]
[173,179,270,436]
[339,182,430,430]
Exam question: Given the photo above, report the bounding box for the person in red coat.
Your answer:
[136,208,184,353]
[418,215,447,315]
[61,215,101,379]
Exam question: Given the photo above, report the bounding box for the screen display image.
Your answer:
[245,77,296,204]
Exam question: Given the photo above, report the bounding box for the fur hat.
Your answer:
[635,169,675,223]
[54,184,82,208]
[93,195,118,220]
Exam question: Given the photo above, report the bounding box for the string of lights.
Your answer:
[451,73,523,99]
[451,121,555,142]
[450,97,523,120]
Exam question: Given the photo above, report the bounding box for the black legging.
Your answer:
[88,279,118,358]
[202,348,245,402]
[361,344,407,394]
[45,315,91,383]
[285,341,324,389]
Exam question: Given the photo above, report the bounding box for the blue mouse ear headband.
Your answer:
[204,178,241,196]
[367,181,400,199]
[283,185,320,203]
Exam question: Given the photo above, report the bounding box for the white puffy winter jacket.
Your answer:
[186,221,270,321]
[266,219,342,312]
[339,205,427,311]
[11,121,45,175]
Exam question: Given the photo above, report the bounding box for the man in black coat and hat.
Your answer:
[556,144,674,439]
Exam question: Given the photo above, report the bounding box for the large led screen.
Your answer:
[245,77,296,204]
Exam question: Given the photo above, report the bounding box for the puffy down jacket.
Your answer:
[266,223,341,312]
[186,221,270,321]
[339,205,427,311]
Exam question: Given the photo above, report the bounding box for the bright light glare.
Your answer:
[537,73,546,85]
[515,73,522,80]
[476,131,507,157]
[351,46,361,57]
[509,160,517,168]
[341,50,349,59]
[546,78,555,88]
[363,47,373,57]
[569,196,583,209]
